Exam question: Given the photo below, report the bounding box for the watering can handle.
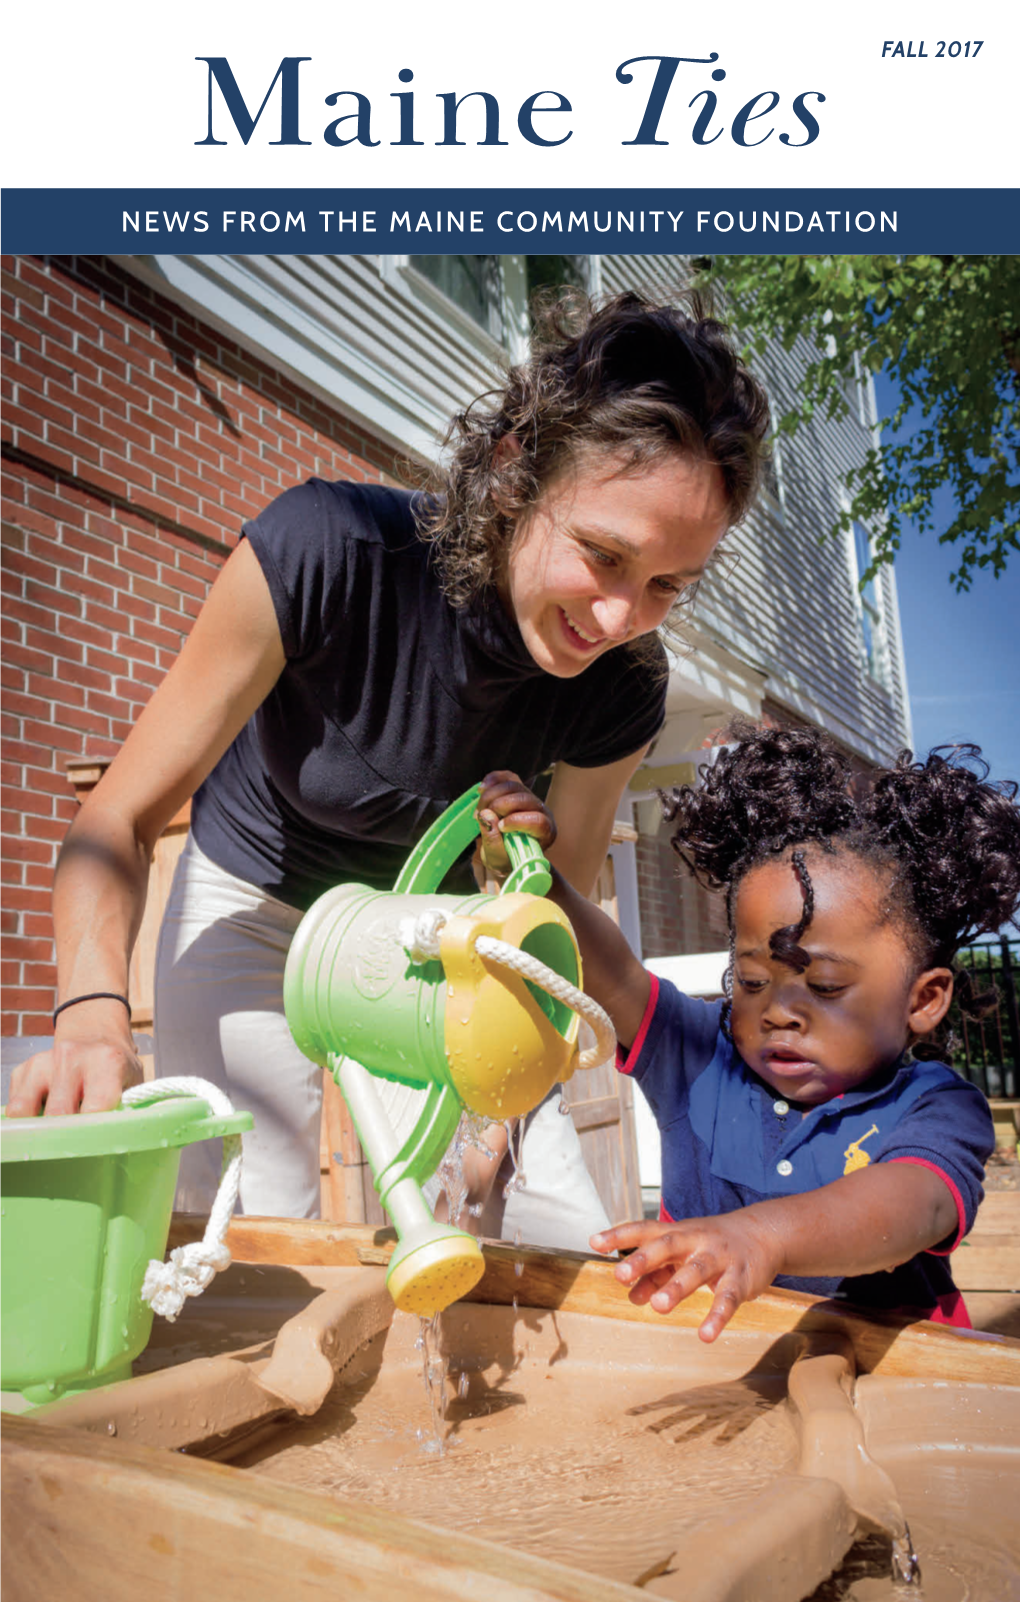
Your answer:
[501,831,553,897]
[394,784,552,898]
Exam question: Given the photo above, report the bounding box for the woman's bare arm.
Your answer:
[544,748,648,899]
[7,540,286,1116]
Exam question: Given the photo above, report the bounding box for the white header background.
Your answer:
[4,0,1016,190]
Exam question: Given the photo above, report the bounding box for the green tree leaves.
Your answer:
[698,255,1020,590]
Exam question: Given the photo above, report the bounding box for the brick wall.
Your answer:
[1,255,404,1034]
[636,831,727,960]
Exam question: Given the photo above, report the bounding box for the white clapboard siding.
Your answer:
[126,253,510,460]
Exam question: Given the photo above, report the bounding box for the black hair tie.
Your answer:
[52,992,131,1026]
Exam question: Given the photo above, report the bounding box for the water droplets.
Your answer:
[502,1119,528,1199]
[513,1226,524,1278]
[891,1525,922,1587]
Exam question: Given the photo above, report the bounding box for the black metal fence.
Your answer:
[949,937,1020,1100]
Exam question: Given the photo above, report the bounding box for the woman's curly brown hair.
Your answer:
[663,720,1020,1046]
[414,287,771,607]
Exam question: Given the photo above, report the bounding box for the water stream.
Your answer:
[414,1313,448,1455]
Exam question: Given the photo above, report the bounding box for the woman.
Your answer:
[9,288,769,1238]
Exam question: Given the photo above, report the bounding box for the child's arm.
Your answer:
[477,771,651,1048]
[592,1160,958,1342]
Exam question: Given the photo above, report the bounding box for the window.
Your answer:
[842,351,877,432]
[849,520,890,689]
[407,254,504,341]
[759,436,785,516]
[525,255,590,299]
[749,372,787,522]
[405,254,594,351]
[750,403,786,525]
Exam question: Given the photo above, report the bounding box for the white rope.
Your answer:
[121,1077,243,1322]
[399,909,616,1070]
[399,908,447,964]
[474,936,616,1070]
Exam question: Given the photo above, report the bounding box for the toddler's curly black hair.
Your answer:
[662,720,1020,1044]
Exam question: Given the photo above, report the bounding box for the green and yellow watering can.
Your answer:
[283,785,614,1320]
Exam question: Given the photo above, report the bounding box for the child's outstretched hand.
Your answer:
[476,770,557,878]
[590,1213,783,1343]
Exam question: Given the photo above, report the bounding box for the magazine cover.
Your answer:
[3,4,1019,1596]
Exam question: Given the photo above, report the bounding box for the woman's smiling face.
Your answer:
[730,849,953,1107]
[504,450,730,679]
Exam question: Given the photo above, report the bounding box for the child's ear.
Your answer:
[906,967,954,1037]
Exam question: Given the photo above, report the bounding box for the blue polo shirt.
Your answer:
[620,976,995,1321]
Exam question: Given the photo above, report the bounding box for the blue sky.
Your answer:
[874,373,1020,790]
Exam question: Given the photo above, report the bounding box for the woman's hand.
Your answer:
[589,1213,784,1343]
[476,770,557,878]
[7,1001,144,1117]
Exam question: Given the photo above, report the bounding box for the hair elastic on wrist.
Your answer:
[53,992,131,1026]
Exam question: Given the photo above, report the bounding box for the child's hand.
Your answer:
[589,1213,783,1343]
[476,770,557,878]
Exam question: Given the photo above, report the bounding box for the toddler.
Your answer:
[477,725,1020,1341]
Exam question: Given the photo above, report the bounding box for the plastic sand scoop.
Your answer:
[284,785,615,1319]
[1,1087,252,1406]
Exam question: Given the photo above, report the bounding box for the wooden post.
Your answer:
[559,821,644,1224]
[320,1070,385,1225]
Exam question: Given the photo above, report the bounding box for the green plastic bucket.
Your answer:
[0,1097,252,1405]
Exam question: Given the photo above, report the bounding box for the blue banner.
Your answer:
[4,188,1018,254]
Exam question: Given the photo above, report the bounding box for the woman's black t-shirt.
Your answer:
[190,479,667,909]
